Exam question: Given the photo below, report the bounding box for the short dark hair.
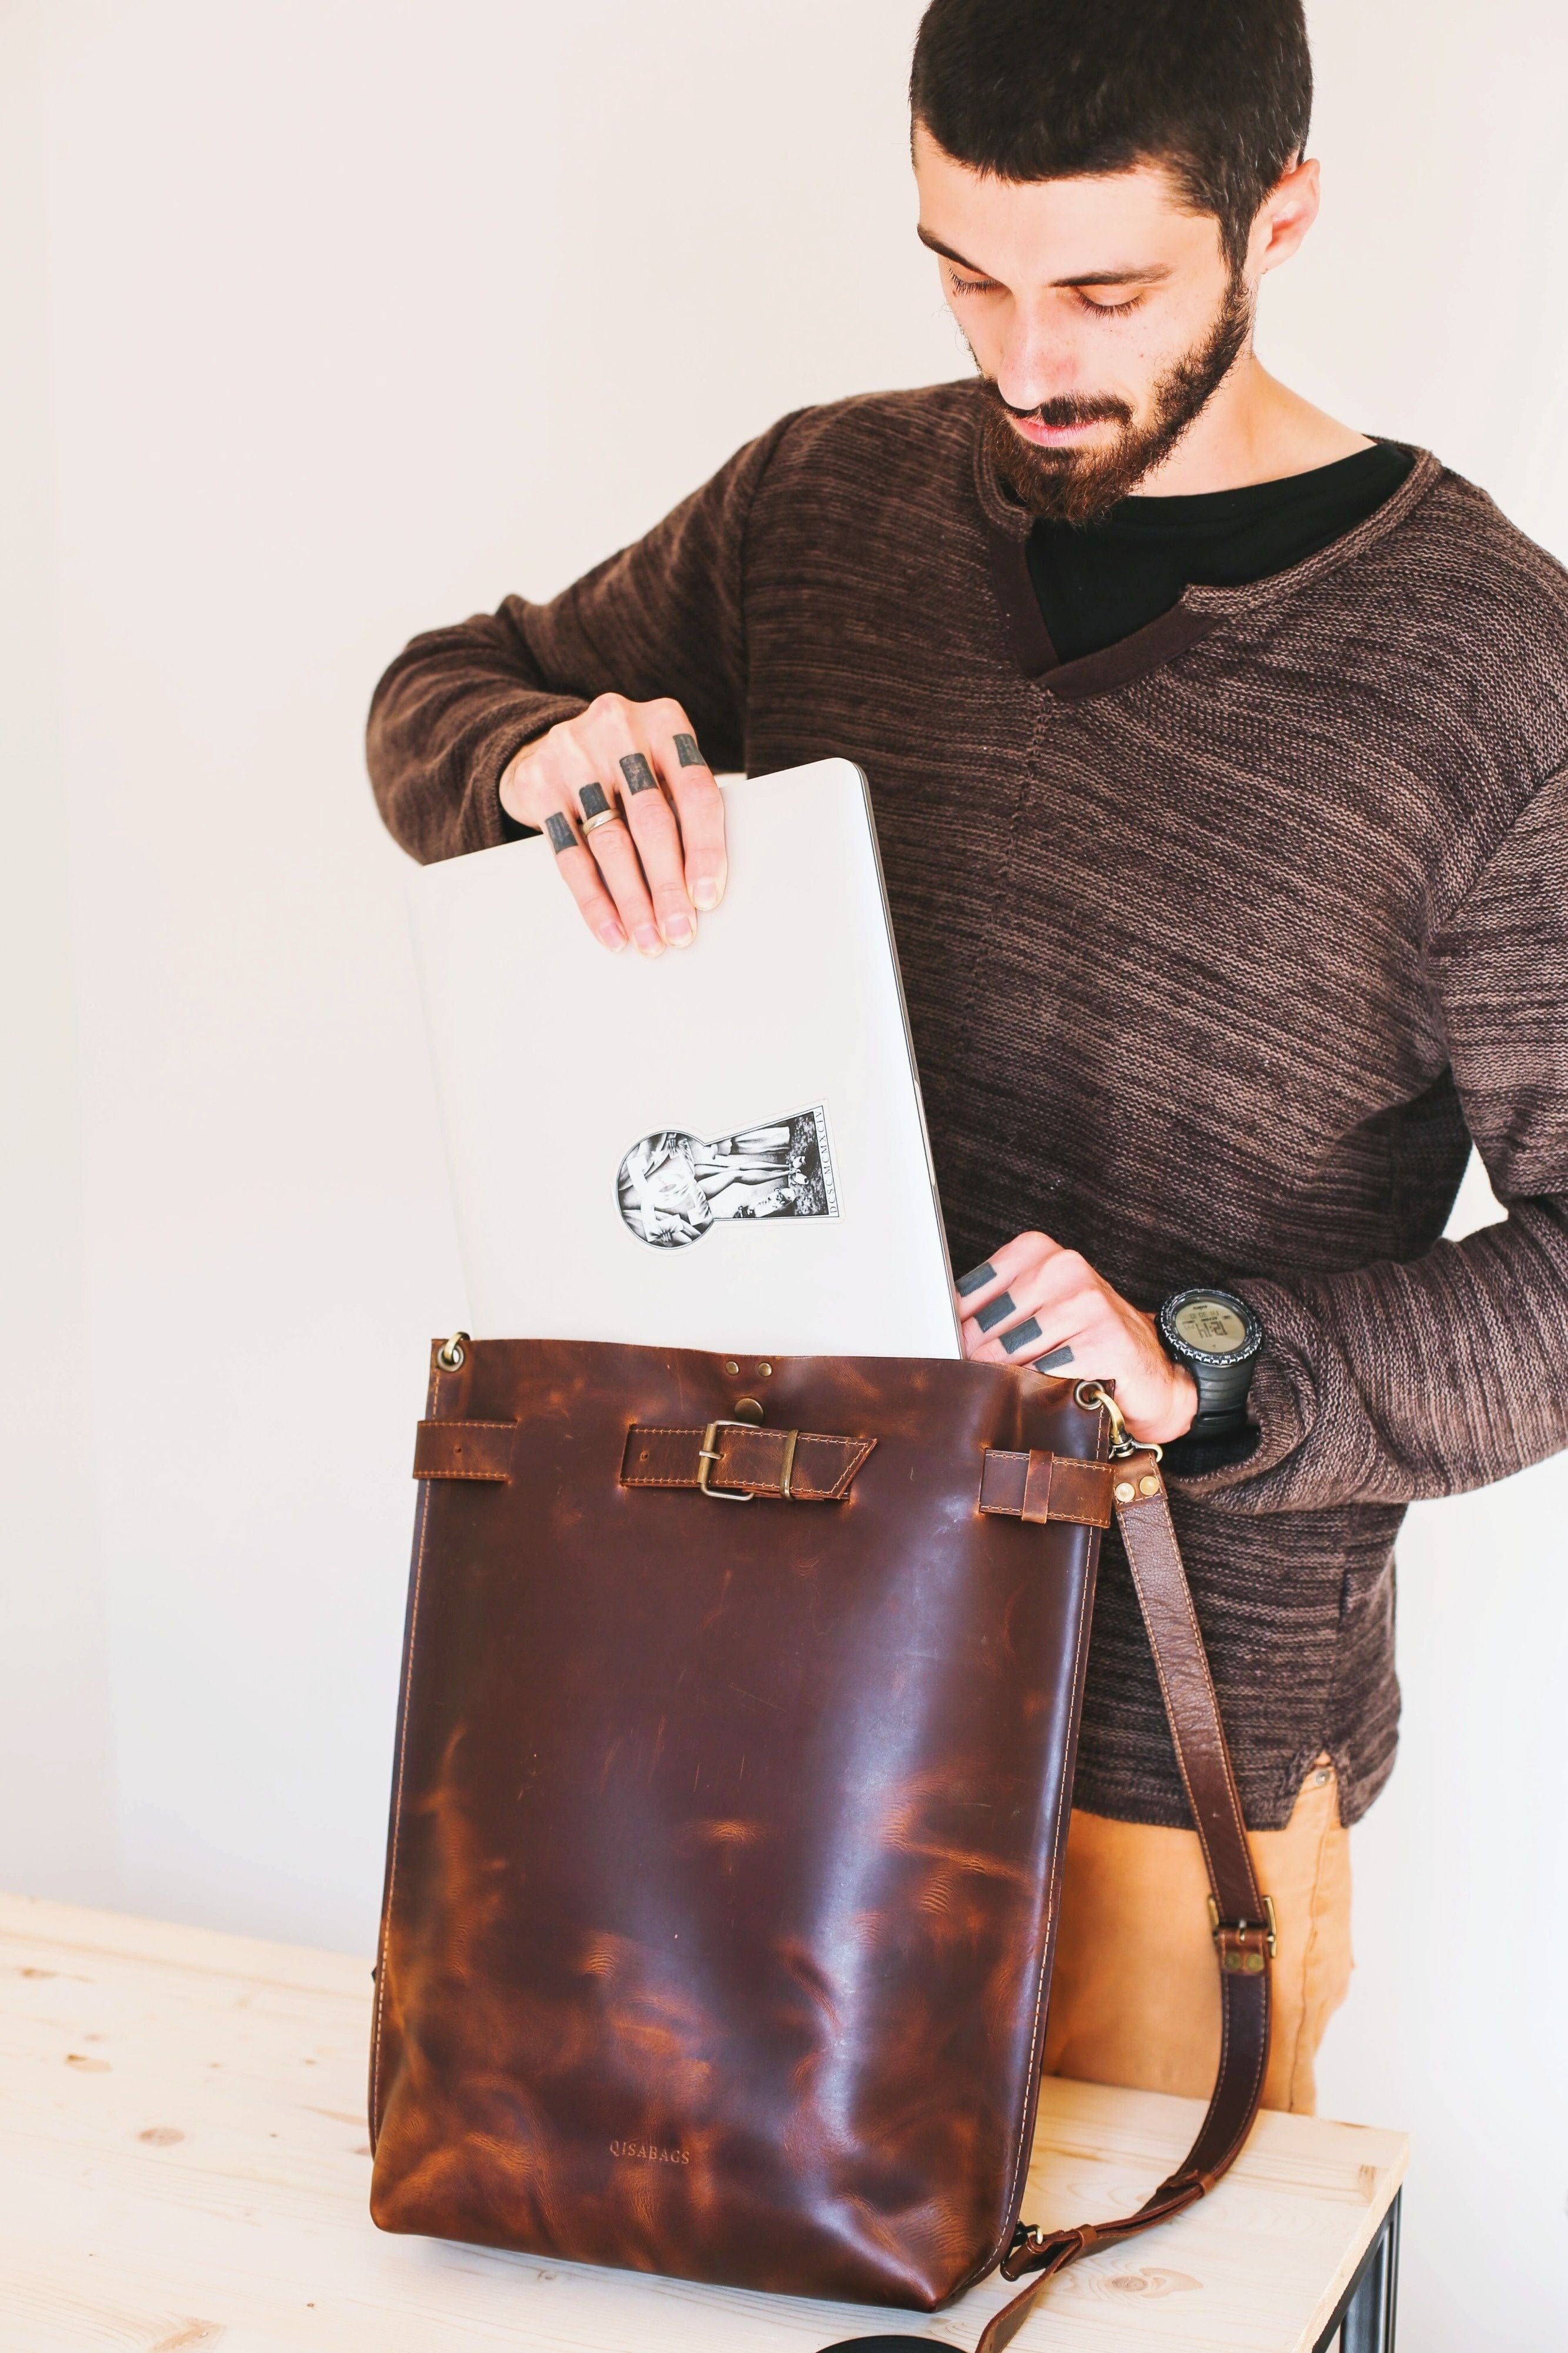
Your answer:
[910,0,1313,271]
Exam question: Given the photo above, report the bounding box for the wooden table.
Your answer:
[0,1893,1404,2351]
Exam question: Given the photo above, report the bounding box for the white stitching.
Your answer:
[416,1419,516,1431]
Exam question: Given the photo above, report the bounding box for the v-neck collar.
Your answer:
[970,399,1444,699]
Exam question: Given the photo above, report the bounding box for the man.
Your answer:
[367,0,1568,2114]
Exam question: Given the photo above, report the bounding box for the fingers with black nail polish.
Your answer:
[540,806,625,947]
[660,717,725,910]
[1001,1315,1043,1356]
[613,748,694,944]
[957,1259,997,1298]
[975,1291,1016,1333]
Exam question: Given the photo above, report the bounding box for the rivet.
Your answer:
[1139,1474,1160,1497]
[756,1361,773,1377]
[1114,1480,1136,1504]
[1245,1952,1265,1975]
[722,1359,739,1375]
[1223,1951,1240,1972]
[733,1397,764,1424]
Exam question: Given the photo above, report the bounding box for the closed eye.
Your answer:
[1074,290,1142,318]
[947,268,1143,319]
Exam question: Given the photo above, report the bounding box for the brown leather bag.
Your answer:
[369,1337,1272,2352]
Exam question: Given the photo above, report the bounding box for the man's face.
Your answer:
[912,127,1256,524]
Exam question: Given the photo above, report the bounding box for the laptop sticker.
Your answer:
[616,1105,839,1249]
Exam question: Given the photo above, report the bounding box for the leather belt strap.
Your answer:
[620,1423,875,1503]
[973,1448,1273,2353]
[978,1449,1113,1527]
[412,1421,516,1482]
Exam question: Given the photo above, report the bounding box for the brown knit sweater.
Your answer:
[368,381,1568,1829]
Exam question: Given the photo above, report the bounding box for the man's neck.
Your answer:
[1132,351,1371,499]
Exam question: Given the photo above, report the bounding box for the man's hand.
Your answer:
[499,694,728,957]
[956,1231,1198,1445]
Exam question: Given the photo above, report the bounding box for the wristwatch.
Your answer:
[1157,1288,1264,1439]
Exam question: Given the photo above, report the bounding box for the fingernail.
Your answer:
[1001,1316,1043,1356]
[1036,1344,1075,1372]
[635,924,663,956]
[599,920,628,951]
[975,1290,1016,1333]
[957,1259,997,1298]
[665,914,693,946]
[692,878,718,912]
[620,753,658,796]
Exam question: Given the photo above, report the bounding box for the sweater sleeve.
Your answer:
[366,414,801,863]
[1173,766,1568,1513]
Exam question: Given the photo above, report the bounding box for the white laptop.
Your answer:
[406,758,961,1358]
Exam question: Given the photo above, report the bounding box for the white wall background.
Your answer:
[4,0,1566,2342]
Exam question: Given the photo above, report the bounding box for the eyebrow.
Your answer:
[916,225,1173,289]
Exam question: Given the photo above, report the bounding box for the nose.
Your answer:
[993,312,1079,414]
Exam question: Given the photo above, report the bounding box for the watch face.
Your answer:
[1170,1295,1251,1357]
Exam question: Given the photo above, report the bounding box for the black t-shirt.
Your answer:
[1027,440,1417,662]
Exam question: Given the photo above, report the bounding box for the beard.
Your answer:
[980,272,1254,527]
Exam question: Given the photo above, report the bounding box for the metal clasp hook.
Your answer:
[1073,1379,1163,1463]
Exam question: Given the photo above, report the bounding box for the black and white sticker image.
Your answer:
[617,1105,839,1249]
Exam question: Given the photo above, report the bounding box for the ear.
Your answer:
[1248,156,1321,281]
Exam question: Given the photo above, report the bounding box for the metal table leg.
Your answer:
[1314,2188,1401,2353]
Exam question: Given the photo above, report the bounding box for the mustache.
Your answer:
[995,390,1134,429]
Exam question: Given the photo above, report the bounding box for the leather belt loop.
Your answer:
[1020,1450,1055,1524]
[978,1449,1113,1527]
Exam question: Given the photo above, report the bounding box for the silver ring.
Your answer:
[436,1331,470,1371]
[579,806,622,837]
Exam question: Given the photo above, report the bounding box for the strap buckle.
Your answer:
[696,1421,756,1501]
[697,1421,802,1501]
[1208,1892,1277,1967]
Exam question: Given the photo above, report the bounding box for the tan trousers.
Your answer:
[1040,1755,1353,2115]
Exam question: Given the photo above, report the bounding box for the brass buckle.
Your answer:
[697,1420,756,1502]
[1208,1892,1277,1965]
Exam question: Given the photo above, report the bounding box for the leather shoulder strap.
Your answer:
[974,1447,1273,2353]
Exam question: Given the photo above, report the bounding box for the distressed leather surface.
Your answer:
[369,1338,1106,2309]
